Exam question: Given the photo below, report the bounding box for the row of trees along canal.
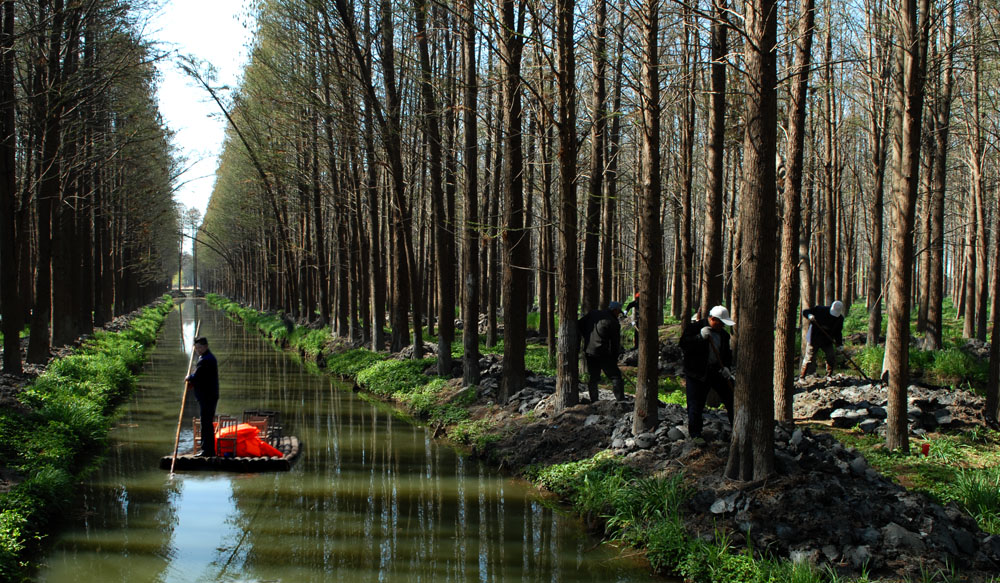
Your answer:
[0,2,179,372]
[194,0,1000,480]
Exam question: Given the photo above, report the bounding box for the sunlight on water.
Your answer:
[35,298,669,583]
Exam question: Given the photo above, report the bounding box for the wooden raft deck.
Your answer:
[159,436,302,472]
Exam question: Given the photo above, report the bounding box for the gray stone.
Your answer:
[844,546,871,569]
[821,545,840,562]
[858,419,881,434]
[667,427,687,441]
[882,522,926,553]
[868,406,887,419]
[952,528,976,555]
[611,438,625,449]
[934,408,953,425]
[790,428,804,447]
[634,433,656,449]
[849,456,868,475]
[624,438,636,449]
[857,527,880,545]
[711,493,738,514]
[584,415,601,427]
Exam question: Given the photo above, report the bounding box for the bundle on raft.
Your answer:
[160,410,302,472]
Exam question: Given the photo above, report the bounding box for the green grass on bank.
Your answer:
[0,296,173,581]
[527,452,847,583]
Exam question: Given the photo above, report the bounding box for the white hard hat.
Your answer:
[709,305,735,326]
[830,301,845,318]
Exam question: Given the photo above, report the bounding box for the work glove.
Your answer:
[700,326,712,339]
[721,367,733,381]
[808,314,816,322]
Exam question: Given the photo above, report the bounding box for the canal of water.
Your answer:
[35,298,666,582]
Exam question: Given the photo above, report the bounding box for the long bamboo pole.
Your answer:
[170,318,201,475]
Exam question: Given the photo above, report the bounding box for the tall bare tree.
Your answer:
[923,0,954,351]
[0,0,17,374]
[554,0,580,411]
[633,0,662,435]
[582,0,607,313]
[775,0,816,421]
[499,0,529,401]
[884,0,931,453]
[726,0,778,480]
[699,0,728,317]
[461,0,480,385]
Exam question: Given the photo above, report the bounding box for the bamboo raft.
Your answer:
[160,410,302,472]
[160,435,301,472]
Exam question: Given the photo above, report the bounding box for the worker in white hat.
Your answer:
[800,300,846,378]
[678,305,735,440]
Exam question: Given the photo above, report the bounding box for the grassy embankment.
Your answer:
[0,296,173,581]
[208,293,999,583]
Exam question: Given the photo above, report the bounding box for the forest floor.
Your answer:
[403,338,1000,583]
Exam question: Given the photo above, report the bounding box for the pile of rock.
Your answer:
[793,377,989,436]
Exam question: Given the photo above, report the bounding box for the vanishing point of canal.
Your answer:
[36,299,666,582]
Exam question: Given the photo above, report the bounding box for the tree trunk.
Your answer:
[923,0,954,351]
[0,0,18,373]
[885,0,930,453]
[416,0,453,375]
[726,0,777,481]
[633,0,661,435]
[581,0,606,313]
[554,0,580,411]
[499,0,528,401]
[700,0,727,317]
[461,0,480,385]
[775,0,815,422]
[27,0,65,364]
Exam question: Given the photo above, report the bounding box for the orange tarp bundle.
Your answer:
[215,423,284,458]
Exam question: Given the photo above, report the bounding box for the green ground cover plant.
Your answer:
[526,452,848,582]
[0,296,173,580]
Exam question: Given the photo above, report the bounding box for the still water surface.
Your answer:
[36,299,664,582]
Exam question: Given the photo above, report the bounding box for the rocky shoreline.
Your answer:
[411,347,1000,582]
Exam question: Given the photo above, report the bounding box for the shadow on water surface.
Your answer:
[36,298,671,582]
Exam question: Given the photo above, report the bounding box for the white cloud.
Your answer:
[145,0,255,221]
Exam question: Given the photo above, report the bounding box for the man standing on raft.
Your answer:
[185,337,219,456]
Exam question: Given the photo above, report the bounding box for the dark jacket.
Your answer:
[578,309,621,358]
[187,350,219,399]
[802,306,844,347]
[679,319,732,379]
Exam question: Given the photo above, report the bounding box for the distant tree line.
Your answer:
[0,0,179,375]
[193,0,998,475]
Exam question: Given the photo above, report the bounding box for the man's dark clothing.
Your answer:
[801,305,844,372]
[802,305,844,348]
[679,319,734,438]
[187,349,219,455]
[578,309,624,401]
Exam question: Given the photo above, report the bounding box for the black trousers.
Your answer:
[585,354,624,401]
[685,372,733,438]
[196,392,218,455]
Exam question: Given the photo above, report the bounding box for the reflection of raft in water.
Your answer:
[159,410,301,472]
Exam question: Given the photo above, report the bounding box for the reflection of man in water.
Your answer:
[185,337,219,456]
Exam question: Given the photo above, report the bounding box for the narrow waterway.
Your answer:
[36,299,665,582]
